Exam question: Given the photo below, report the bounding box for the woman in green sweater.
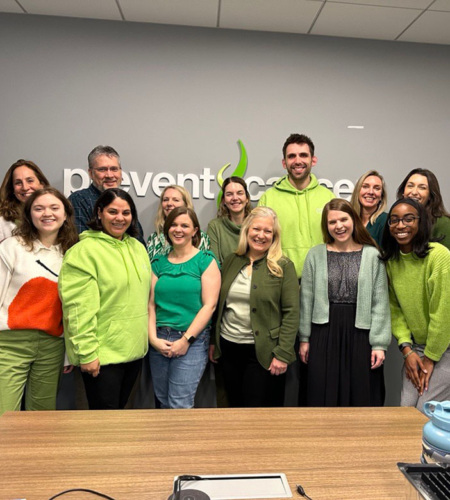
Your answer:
[207,176,251,265]
[381,198,450,412]
[396,168,450,250]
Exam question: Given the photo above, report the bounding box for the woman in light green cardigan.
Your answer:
[299,199,390,407]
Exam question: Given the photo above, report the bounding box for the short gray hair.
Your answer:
[87,145,121,169]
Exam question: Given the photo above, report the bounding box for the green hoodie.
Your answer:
[59,230,151,366]
[258,174,334,278]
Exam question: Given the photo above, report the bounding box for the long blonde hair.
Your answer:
[154,185,194,234]
[236,206,284,277]
[350,170,387,225]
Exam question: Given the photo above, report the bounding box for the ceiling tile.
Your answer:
[0,0,24,13]
[220,0,324,33]
[18,0,122,20]
[429,0,450,11]
[398,10,450,44]
[311,3,420,40]
[119,0,219,27]
[327,0,431,8]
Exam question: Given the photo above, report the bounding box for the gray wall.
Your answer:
[1,13,449,406]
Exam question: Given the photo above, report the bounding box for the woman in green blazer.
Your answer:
[209,206,299,407]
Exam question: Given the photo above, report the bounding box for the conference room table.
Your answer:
[0,407,427,499]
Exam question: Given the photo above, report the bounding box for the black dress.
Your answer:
[306,250,385,407]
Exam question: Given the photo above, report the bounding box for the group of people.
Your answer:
[0,136,449,415]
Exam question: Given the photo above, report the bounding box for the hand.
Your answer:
[371,350,385,369]
[419,356,435,395]
[150,338,173,357]
[299,342,309,364]
[269,357,288,376]
[169,338,189,358]
[404,350,426,393]
[80,359,100,377]
[63,365,74,374]
[209,345,217,364]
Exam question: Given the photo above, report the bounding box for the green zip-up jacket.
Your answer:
[258,174,334,278]
[213,253,299,369]
[59,230,151,366]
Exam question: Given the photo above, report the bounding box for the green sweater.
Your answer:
[258,174,334,278]
[432,216,450,251]
[213,253,299,369]
[386,242,450,362]
[299,244,391,351]
[59,230,151,366]
[207,217,241,265]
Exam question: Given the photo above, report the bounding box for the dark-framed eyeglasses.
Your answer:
[388,216,420,227]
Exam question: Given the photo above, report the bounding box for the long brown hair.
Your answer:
[321,198,377,247]
[0,159,50,222]
[15,187,79,254]
[217,177,251,219]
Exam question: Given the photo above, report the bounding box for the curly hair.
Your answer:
[0,159,50,222]
[380,198,431,261]
[14,187,78,254]
[396,168,449,223]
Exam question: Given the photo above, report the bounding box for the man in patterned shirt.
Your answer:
[69,145,145,244]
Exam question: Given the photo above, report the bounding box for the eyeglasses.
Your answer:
[388,216,420,226]
[91,167,121,173]
[171,475,202,499]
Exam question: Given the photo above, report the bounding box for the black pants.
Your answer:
[220,337,286,407]
[82,358,142,410]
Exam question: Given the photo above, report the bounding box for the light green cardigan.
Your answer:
[299,244,391,351]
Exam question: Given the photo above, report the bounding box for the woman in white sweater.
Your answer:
[0,187,78,414]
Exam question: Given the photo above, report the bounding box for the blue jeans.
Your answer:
[149,327,210,409]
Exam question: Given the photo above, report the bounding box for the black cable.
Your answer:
[296,483,313,500]
[48,488,116,499]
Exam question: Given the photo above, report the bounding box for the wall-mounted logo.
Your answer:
[63,139,354,201]
[215,139,248,208]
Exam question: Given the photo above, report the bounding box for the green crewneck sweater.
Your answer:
[258,174,334,278]
[386,243,450,361]
[207,217,241,265]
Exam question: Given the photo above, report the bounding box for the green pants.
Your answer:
[0,329,64,415]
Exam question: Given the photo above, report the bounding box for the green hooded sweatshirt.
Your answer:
[258,174,334,278]
[59,230,151,366]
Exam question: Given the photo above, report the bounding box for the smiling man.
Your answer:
[69,145,144,244]
[258,134,334,279]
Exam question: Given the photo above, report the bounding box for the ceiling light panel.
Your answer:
[119,0,219,27]
[220,0,324,33]
[18,0,122,20]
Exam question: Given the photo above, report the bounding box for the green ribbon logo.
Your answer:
[216,139,248,207]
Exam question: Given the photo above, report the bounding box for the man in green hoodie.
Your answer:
[258,133,334,280]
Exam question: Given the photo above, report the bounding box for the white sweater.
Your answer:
[0,236,64,337]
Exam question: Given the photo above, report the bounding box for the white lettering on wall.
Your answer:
[64,169,354,202]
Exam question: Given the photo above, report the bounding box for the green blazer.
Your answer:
[213,253,299,369]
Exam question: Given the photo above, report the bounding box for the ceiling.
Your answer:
[1,0,450,45]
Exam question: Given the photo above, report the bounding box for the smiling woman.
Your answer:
[381,198,450,413]
[0,159,50,242]
[0,187,78,415]
[299,199,390,407]
[59,188,152,410]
